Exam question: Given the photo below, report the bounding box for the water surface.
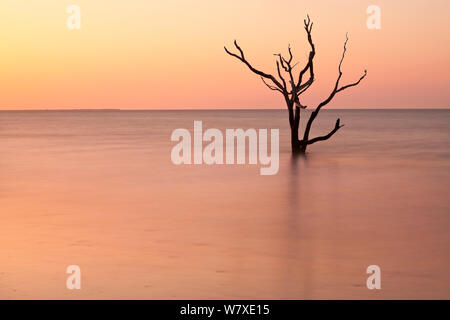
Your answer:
[1,109,449,299]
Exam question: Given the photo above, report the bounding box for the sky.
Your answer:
[0,0,449,109]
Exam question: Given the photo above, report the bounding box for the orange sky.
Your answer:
[0,0,449,109]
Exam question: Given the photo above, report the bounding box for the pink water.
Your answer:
[1,110,449,299]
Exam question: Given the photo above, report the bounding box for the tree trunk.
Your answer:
[290,106,306,155]
[291,128,302,154]
[291,130,307,155]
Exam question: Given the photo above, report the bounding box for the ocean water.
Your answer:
[0,109,449,299]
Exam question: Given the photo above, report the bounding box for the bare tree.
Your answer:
[224,16,367,155]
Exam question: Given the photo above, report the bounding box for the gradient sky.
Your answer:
[0,0,449,109]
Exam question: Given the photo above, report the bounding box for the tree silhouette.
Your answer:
[224,16,367,155]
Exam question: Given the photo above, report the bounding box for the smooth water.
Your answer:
[0,109,449,299]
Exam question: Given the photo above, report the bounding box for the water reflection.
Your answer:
[284,155,314,298]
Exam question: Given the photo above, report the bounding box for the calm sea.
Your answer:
[0,109,449,299]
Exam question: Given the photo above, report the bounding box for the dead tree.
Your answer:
[224,16,367,155]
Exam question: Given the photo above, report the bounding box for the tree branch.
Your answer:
[275,60,287,90]
[261,77,283,93]
[296,15,315,93]
[303,33,366,143]
[224,40,285,91]
[337,70,367,93]
[307,118,344,145]
[316,34,367,111]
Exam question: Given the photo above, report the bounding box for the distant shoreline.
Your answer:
[0,107,449,111]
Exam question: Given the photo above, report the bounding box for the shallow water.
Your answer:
[0,109,449,299]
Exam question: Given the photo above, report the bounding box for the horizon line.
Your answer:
[0,107,449,111]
